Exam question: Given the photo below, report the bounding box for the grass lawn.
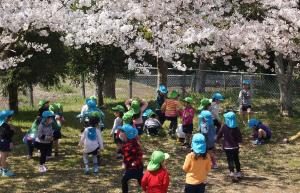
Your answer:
[1,93,300,193]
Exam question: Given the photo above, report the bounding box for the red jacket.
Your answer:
[141,168,170,193]
[121,138,143,170]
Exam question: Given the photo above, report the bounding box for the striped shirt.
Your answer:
[161,99,180,117]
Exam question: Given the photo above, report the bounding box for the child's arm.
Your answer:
[161,101,166,112]
[216,126,224,141]
[162,170,170,192]
[206,154,212,173]
[111,118,118,135]
[141,171,149,192]
[78,130,85,146]
[140,99,148,113]
[182,154,191,172]
[236,128,243,143]
[125,99,132,110]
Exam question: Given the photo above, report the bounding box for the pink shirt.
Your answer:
[179,107,195,126]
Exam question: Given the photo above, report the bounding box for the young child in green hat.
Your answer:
[125,99,148,135]
[179,97,195,148]
[141,151,170,193]
[144,110,161,136]
[161,90,180,138]
[239,80,252,124]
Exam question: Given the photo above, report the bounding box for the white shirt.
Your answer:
[112,117,123,134]
[210,102,221,121]
[144,118,161,128]
[176,124,186,138]
[79,127,104,153]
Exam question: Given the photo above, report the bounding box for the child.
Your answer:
[24,120,39,159]
[161,90,180,138]
[183,133,211,193]
[210,92,224,133]
[79,111,104,174]
[217,112,243,181]
[198,98,211,112]
[144,110,161,136]
[125,99,148,135]
[80,97,105,130]
[35,111,55,173]
[176,124,186,144]
[49,103,64,157]
[239,80,252,124]
[38,99,50,117]
[110,105,125,158]
[119,124,143,193]
[156,84,168,125]
[0,110,15,177]
[179,97,195,147]
[199,110,217,169]
[248,119,272,145]
[142,151,170,193]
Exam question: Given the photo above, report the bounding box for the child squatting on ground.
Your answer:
[119,124,143,193]
[217,112,243,182]
[79,111,104,174]
[144,110,162,136]
[183,133,211,193]
[0,110,15,177]
[248,119,272,145]
[141,151,170,193]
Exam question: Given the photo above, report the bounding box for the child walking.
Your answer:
[79,111,104,174]
[217,112,243,181]
[179,97,195,147]
[144,111,161,136]
[156,84,168,125]
[49,103,64,157]
[210,92,224,133]
[110,105,125,158]
[199,110,218,169]
[119,124,143,193]
[248,119,272,145]
[35,111,55,173]
[142,151,170,193]
[125,99,148,135]
[239,80,252,124]
[183,133,211,193]
[161,90,180,138]
[0,110,15,177]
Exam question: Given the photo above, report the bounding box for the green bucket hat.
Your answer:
[147,151,170,172]
[112,105,125,113]
[183,97,193,104]
[89,96,97,101]
[39,100,49,108]
[122,110,134,124]
[88,111,101,119]
[130,100,140,114]
[168,90,179,99]
[198,98,212,111]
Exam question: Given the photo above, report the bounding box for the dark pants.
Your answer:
[36,142,51,165]
[225,148,241,173]
[213,119,221,134]
[146,126,160,135]
[46,142,53,157]
[155,109,166,125]
[185,183,206,193]
[121,167,143,193]
[165,116,177,135]
[27,140,35,156]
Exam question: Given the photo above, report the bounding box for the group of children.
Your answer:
[1,80,298,193]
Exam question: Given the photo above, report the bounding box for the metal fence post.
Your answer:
[223,73,226,91]
[240,73,244,88]
[129,77,133,98]
[181,71,186,97]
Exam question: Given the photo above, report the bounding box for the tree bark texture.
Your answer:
[104,66,116,99]
[7,83,18,113]
[195,59,207,93]
[157,58,168,87]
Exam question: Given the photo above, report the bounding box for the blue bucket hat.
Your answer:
[212,92,224,101]
[243,80,251,85]
[119,124,138,140]
[143,109,154,117]
[191,133,206,154]
[248,119,260,128]
[0,110,14,126]
[42,111,55,118]
[86,99,97,108]
[158,84,168,94]
[199,110,213,126]
[224,112,237,128]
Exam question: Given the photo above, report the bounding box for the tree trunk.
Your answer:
[104,67,116,99]
[195,59,207,93]
[28,84,34,107]
[81,73,86,99]
[157,58,168,87]
[7,83,18,113]
[275,54,294,117]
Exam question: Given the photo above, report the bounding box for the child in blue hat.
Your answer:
[199,110,218,169]
[156,84,168,125]
[217,112,243,181]
[183,133,211,193]
[0,110,15,177]
[248,119,272,145]
[210,92,224,133]
[239,80,252,124]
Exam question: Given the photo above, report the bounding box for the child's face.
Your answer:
[215,100,221,104]
[6,116,13,122]
[113,112,119,117]
[44,102,50,108]
[46,117,53,125]
[161,160,167,168]
[243,84,249,90]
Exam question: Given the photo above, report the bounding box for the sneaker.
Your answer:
[229,172,235,177]
[235,172,243,178]
[42,165,47,173]
[93,166,99,173]
[2,169,14,177]
[84,167,90,175]
[212,164,219,169]
[46,156,54,160]
[27,155,33,159]
[39,165,46,173]
[229,172,238,182]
